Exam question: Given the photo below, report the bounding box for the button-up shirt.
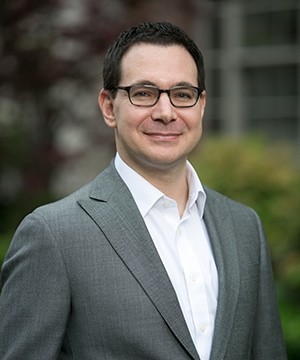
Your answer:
[115,153,218,360]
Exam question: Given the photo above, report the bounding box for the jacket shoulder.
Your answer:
[204,186,260,220]
[33,161,118,219]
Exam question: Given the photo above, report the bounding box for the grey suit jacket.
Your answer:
[0,161,287,359]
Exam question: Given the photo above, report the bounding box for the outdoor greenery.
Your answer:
[190,136,300,359]
[0,234,11,266]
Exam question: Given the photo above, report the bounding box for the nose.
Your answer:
[151,92,177,123]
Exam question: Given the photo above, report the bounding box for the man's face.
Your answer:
[99,43,206,176]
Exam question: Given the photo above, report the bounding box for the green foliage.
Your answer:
[190,135,300,358]
[0,233,12,268]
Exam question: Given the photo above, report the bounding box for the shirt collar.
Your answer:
[185,161,206,218]
[115,153,206,218]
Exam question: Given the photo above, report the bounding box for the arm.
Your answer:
[252,211,287,360]
[0,212,70,359]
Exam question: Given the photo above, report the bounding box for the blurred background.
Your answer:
[0,0,299,358]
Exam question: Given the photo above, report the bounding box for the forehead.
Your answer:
[119,43,198,85]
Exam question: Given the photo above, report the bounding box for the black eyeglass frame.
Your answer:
[114,84,204,108]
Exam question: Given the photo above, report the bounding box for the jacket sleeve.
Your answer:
[251,210,287,360]
[0,212,70,359]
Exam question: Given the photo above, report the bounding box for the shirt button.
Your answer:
[163,199,172,208]
[199,324,207,333]
[190,272,199,283]
[176,227,182,236]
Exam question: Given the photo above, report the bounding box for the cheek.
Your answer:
[116,108,151,131]
[185,111,203,131]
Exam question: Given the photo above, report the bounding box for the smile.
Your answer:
[144,132,181,141]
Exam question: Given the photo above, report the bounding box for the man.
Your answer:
[0,22,287,360]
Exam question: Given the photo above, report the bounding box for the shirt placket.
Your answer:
[176,221,212,358]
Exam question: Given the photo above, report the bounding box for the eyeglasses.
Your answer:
[114,84,204,108]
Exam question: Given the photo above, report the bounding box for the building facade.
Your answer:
[198,0,299,150]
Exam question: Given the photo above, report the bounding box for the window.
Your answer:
[244,10,297,46]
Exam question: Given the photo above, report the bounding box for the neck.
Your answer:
[136,162,189,217]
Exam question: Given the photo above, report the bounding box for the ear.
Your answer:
[98,89,117,128]
[199,90,206,119]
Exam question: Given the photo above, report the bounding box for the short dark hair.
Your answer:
[102,22,205,95]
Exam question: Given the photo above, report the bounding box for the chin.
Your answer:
[144,153,186,169]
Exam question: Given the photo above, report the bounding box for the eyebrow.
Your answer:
[130,80,197,88]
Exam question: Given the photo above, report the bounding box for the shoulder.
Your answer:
[15,161,118,232]
[204,186,267,261]
[34,181,92,221]
[34,160,119,218]
[204,186,262,226]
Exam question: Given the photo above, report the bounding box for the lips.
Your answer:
[144,132,182,141]
[141,122,185,141]
[145,132,181,136]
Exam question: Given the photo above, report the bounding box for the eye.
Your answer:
[131,86,156,99]
[172,88,195,101]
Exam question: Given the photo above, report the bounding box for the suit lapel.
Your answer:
[78,162,200,360]
[204,189,240,360]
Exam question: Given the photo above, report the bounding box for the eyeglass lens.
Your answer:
[129,85,199,107]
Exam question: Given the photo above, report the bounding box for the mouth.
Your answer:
[144,132,182,141]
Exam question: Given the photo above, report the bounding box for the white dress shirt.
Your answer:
[115,153,218,360]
